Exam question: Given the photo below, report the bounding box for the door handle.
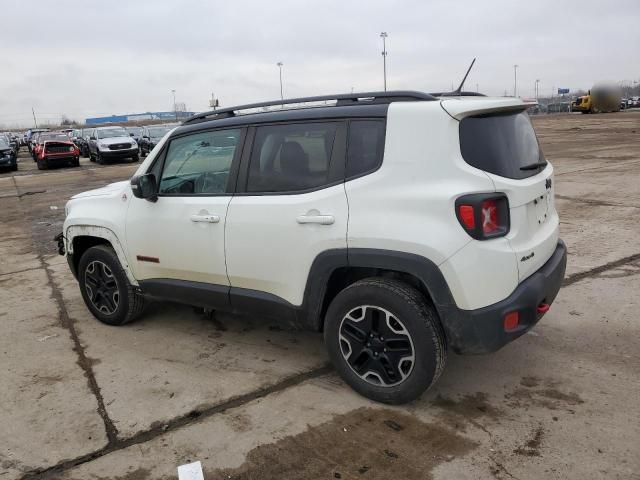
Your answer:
[296,214,335,225]
[190,214,220,223]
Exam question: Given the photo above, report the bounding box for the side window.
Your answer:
[247,122,338,193]
[158,129,241,195]
[346,120,386,178]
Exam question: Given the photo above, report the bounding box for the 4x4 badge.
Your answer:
[521,252,535,262]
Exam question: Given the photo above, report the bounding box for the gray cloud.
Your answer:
[1,0,638,126]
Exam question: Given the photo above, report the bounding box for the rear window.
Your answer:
[459,111,545,179]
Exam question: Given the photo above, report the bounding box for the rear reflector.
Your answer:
[536,303,550,314]
[504,311,520,331]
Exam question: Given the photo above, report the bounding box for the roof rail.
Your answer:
[183,90,436,125]
[429,91,487,97]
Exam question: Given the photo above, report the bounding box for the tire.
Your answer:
[11,164,17,172]
[78,245,145,326]
[131,154,139,162]
[72,157,80,167]
[36,159,47,170]
[96,151,103,165]
[324,278,447,404]
[140,147,146,158]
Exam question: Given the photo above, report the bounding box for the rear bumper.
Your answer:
[443,240,567,354]
[43,155,78,163]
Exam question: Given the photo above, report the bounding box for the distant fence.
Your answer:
[86,111,195,125]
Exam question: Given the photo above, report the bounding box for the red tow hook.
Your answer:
[537,303,550,314]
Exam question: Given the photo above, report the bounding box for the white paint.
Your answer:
[177,461,205,480]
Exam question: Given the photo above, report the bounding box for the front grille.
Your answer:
[108,143,132,150]
[46,143,72,153]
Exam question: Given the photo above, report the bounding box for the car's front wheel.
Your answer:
[78,245,145,326]
[324,278,447,404]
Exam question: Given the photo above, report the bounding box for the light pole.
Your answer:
[513,65,518,97]
[535,79,540,101]
[380,32,388,91]
[171,89,177,121]
[276,62,284,102]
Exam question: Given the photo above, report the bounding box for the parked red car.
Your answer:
[34,133,80,170]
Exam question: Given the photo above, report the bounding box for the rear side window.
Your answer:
[459,111,545,179]
[346,120,385,179]
[247,122,338,193]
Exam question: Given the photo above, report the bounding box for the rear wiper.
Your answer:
[520,161,548,171]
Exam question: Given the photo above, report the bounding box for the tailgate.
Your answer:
[449,97,560,282]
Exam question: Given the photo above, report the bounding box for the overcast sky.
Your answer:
[1,0,638,126]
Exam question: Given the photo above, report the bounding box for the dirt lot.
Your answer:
[1,112,639,480]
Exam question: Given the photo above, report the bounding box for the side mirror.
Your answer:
[129,133,135,137]
[90,136,96,141]
[131,174,158,202]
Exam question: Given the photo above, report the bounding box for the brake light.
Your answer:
[455,194,510,240]
[481,199,498,234]
[458,205,475,229]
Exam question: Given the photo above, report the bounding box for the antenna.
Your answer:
[453,58,476,95]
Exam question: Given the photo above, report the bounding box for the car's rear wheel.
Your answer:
[78,245,145,326]
[324,278,447,404]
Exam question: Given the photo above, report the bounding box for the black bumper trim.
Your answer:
[442,240,567,354]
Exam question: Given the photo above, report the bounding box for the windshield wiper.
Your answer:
[520,161,548,171]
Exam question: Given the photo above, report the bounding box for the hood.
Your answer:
[97,136,134,146]
[71,180,129,200]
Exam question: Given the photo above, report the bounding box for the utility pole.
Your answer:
[535,79,540,101]
[476,83,479,93]
[171,89,177,121]
[380,32,388,91]
[513,64,518,97]
[31,107,38,128]
[277,62,284,102]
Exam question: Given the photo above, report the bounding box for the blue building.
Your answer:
[85,111,196,125]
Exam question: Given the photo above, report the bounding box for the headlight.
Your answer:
[98,142,109,150]
[130,140,137,147]
[68,146,75,152]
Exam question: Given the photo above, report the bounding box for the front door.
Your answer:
[125,128,244,287]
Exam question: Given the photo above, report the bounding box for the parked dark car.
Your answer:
[139,125,175,157]
[125,126,143,144]
[27,128,50,154]
[0,137,18,171]
[71,128,90,157]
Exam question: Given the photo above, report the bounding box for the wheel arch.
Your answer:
[302,249,458,335]
[66,225,138,286]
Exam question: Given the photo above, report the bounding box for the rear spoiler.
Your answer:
[440,97,537,121]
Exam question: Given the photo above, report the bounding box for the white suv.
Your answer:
[58,91,567,404]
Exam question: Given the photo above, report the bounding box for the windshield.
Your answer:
[126,127,143,135]
[459,111,545,180]
[148,126,172,139]
[42,134,71,141]
[97,128,127,139]
[0,138,9,149]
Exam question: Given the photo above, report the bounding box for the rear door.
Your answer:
[225,121,348,307]
[456,108,559,281]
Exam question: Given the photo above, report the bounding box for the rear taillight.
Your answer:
[455,193,510,240]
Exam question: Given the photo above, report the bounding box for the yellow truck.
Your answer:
[573,86,621,113]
